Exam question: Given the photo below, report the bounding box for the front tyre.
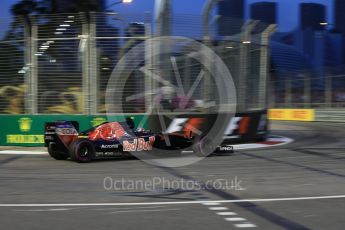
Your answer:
[69,139,95,163]
[48,142,68,160]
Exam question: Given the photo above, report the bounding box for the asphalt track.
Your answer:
[0,121,345,230]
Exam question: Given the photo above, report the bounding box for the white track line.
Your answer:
[216,212,237,216]
[0,136,293,156]
[15,208,71,212]
[0,150,47,155]
[232,136,293,150]
[208,207,228,211]
[225,217,246,221]
[201,202,221,206]
[1,195,345,207]
[235,223,257,228]
[92,206,167,211]
[108,208,179,214]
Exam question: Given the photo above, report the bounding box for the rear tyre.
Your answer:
[48,142,68,160]
[69,139,95,163]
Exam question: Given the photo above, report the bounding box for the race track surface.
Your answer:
[0,121,345,230]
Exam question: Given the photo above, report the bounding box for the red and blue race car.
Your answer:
[44,117,233,163]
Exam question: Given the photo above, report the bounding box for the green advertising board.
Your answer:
[0,114,147,147]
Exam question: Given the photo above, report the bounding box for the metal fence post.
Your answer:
[81,13,91,115]
[154,0,172,106]
[202,0,222,108]
[268,79,274,108]
[202,0,220,104]
[304,73,311,108]
[259,24,277,109]
[24,17,31,114]
[325,74,332,108]
[89,12,98,114]
[29,19,38,114]
[285,79,292,107]
[239,20,258,111]
[145,12,153,113]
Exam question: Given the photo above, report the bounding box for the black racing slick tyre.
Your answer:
[48,142,68,160]
[69,139,95,163]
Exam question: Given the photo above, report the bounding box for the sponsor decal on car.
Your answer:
[218,146,234,151]
[101,144,119,149]
[123,137,155,152]
[55,126,79,147]
[56,128,78,136]
[96,152,123,157]
[89,122,127,140]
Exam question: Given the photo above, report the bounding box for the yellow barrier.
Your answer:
[268,109,315,122]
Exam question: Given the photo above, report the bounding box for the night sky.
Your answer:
[0,0,335,32]
[0,0,207,19]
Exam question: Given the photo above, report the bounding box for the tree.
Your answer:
[11,0,38,16]
[39,0,105,13]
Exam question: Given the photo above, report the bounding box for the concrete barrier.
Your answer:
[0,115,147,146]
[269,108,345,123]
[268,109,315,122]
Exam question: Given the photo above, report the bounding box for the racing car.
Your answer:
[44,117,233,163]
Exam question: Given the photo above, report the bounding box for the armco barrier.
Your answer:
[315,109,345,123]
[0,115,147,147]
[268,109,315,122]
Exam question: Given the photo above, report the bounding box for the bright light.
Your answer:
[122,0,133,3]
[59,24,70,27]
[226,46,233,49]
[56,28,67,31]
[40,45,49,48]
[55,32,63,35]
[320,22,328,26]
[68,16,75,18]
[64,20,74,23]
[47,41,55,44]
[242,41,251,44]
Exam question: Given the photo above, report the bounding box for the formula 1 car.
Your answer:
[44,117,233,163]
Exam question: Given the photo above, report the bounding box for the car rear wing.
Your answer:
[44,121,79,147]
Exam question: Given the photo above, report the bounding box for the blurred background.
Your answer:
[0,0,344,117]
